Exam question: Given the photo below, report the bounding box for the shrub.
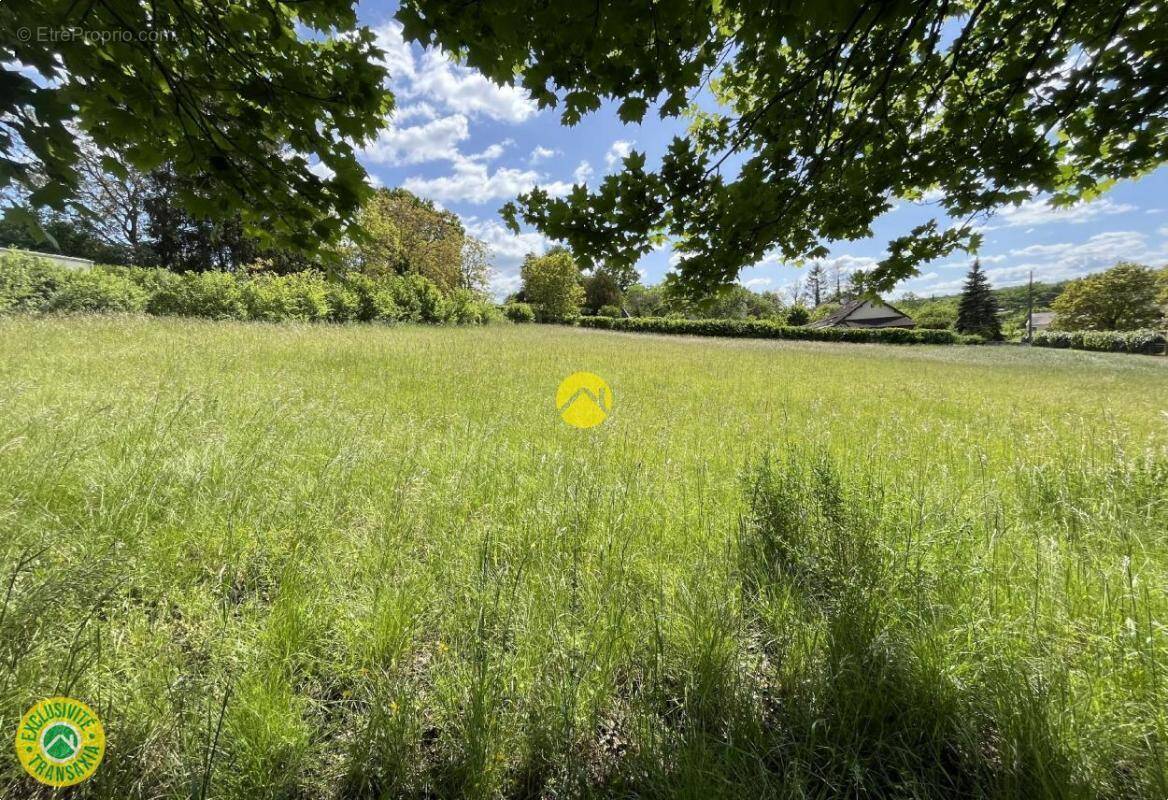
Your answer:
[0,252,71,311]
[785,305,811,326]
[41,269,148,313]
[343,274,403,322]
[148,271,247,319]
[1032,328,1166,355]
[447,288,492,325]
[0,256,493,328]
[324,282,360,323]
[242,272,330,322]
[388,274,449,323]
[576,315,970,345]
[598,303,623,318]
[503,302,536,323]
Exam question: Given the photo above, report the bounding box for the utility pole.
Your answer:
[1025,270,1034,344]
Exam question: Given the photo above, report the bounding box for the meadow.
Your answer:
[1,315,1166,799]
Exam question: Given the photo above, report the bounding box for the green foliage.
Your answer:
[623,283,668,317]
[908,300,957,330]
[809,301,841,323]
[0,254,494,326]
[956,260,1002,340]
[598,303,623,318]
[324,282,361,323]
[520,250,584,321]
[1052,263,1163,331]
[417,1,1168,297]
[1032,328,1167,355]
[40,269,147,314]
[595,261,639,292]
[391,273,450,323]
[148,271,247,319]
[577,315,976,345]
[784,305,811,326]
[346,189,473,293]
[242,272,331,323]
[343,274,404,322]
[502,302,536,323]
[583,270,622,312]
[0,251,70,312]
[3,1,392,256]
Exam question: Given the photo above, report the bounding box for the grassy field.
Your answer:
[1,315,1166,799]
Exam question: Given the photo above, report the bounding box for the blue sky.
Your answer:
[354,5,1168,300]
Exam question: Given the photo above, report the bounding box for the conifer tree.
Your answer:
[956,260,1001,339]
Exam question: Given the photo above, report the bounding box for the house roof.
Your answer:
[809,297,916,329]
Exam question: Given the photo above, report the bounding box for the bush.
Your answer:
[343,274,403,322]
[575,315,972,345]
[503,302,536,323]
[148,271,247,319]
[242,272,330,322]
[0,256,492,328]
[1032,328,1166,355]
[41,269,147,313]
[324,282,360,323]
[447,288,494,325]
[785,305,811,326]
[598,304,623,318]
[0,252,72,311]
[390,274,449,323]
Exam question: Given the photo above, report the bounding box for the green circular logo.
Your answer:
[42,721,81,761]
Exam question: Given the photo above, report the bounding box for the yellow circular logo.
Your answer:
[15,697,105,787]
[556,372,613,429]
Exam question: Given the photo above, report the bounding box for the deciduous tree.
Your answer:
[3,0,392,255]
[520,249,584,320]
[401,0,1168,297]
[1052,263,1162,331]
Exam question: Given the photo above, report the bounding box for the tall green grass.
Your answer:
[0,316,1165,798]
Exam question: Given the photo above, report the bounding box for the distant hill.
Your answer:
[898,280,1068,315]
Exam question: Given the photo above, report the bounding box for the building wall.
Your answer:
[3,248,94,270]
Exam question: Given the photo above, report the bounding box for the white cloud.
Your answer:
[529,146,559,165]
[373,22,537,124]
[373,24,416,83]
[463,218,549,263]
[991,196,1136,228]
[404,160,572,205]
[572,160,594,185]
[361,113,469,166]
[489,269,524,298]
[308,160,335,180]
[742,277,772,289]
[1159,226,1168,237]
[465,139,514,162]
[605,140,634,171]
[904,230,1168,296]
[393,102,438,123]
[462,217,551,299]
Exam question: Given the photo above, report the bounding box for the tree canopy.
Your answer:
[402,0,1168,297]
[1051,263,1163,331]
[2,1,391,254]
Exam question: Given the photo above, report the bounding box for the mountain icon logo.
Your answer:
[15,697,105,787]
[556,372,613,429]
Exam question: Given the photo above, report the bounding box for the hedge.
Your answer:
[1032,328,1167,355]
[574,315,981,345]
[0,253,498,326]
